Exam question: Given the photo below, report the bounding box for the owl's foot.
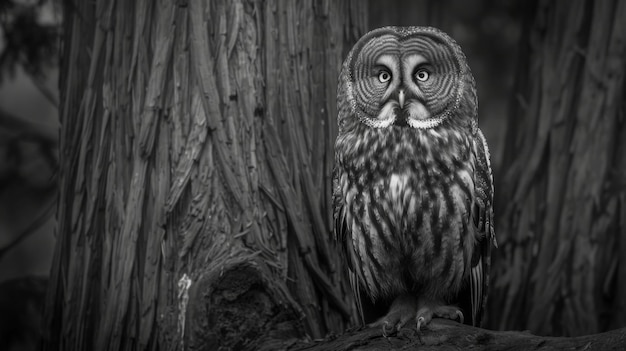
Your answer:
[415,299,463,330]
[369,294,417,336]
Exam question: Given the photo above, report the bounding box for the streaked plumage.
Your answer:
[333,26,496,333]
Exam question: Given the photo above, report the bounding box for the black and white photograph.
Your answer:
[1,0,625,350]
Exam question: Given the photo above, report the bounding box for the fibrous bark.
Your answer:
[44,1,366,350]
[491,0,626,336]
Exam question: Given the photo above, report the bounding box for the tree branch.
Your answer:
[292,319,626,350]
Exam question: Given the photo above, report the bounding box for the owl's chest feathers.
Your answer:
[337,125,473,192]
[339,124,475,290]
[367,162,471,238]
[387,173,411,210]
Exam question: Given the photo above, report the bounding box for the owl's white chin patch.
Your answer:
[405,101,445,129]
[405,101,430,120]
[364,101,396,128]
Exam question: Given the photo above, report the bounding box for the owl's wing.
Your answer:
[332,166,366,325]
[469,128,497,326]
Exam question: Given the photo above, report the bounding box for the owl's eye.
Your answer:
[415,69,430,82]
[378,71,391,83]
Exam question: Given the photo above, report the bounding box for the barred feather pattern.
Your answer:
[333,26,495,327]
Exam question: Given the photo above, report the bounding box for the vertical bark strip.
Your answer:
[45,0,367,349]
[492,0,626,336]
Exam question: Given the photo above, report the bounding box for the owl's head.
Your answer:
[338,26,477,130]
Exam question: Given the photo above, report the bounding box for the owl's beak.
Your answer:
[398,89,405,109]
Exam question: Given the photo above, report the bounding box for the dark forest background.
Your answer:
[0,0,624,350]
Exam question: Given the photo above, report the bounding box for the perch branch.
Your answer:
[292,319,626,350]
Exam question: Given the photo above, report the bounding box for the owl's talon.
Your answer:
[415,300,463,330]
[416,316,425,330]
[381,321,391,337]
[415,309,434,330]
[370,294,417,335]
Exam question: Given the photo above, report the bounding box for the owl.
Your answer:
[333,26,496,334]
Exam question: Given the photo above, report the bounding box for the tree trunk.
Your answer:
[490,0,626,336]
[43,1,366,350]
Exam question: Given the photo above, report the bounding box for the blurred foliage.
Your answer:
[0,0,59,82]
[0,0,59,267]
[0,0,59,190]
[0,3,59,351]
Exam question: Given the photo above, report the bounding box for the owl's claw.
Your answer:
[456,310,464,324]
[370,296,464,334]
[416,316,426,330]
[373,316,409,337]
[369,294,417,336]
[415,300,463,330]
[381,321,394,337]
